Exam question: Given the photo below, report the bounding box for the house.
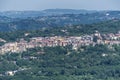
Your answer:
[5,71,15,76]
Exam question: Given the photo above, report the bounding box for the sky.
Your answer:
[0,0,120,11]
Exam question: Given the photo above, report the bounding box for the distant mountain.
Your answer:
[42,9,96,14]
[0,11,44,18]
[0,9,120,19]
[0,9,97,18]
[0,10,120,32]
[0,16,13,22]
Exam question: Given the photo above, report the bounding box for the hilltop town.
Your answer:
[0,31,120,54]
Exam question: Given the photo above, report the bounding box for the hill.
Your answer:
[0,15,120,80]
[0,19,120,42]
[0,11,120,32]
[0,9,96,18]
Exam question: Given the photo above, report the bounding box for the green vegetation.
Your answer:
[0,19,120,80]
[0,45,120,80]
[1,11,120,32]
[1,19,120,42]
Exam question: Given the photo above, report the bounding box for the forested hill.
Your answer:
[1,10,120,80]
[0,19,120,42]
[0,9,120,18]
[1,19,120,80]
[0,9,97,18]
[0,11,120,31]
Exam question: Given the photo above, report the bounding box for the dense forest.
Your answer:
[0,44,120,80]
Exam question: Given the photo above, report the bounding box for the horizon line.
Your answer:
[0,8,120,12]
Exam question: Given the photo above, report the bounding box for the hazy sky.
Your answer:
[0,0,120,11]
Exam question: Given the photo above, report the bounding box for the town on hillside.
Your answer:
[1,31,120,54]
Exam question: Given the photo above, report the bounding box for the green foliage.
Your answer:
[1,19,120,80]
[0,45,120,80]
